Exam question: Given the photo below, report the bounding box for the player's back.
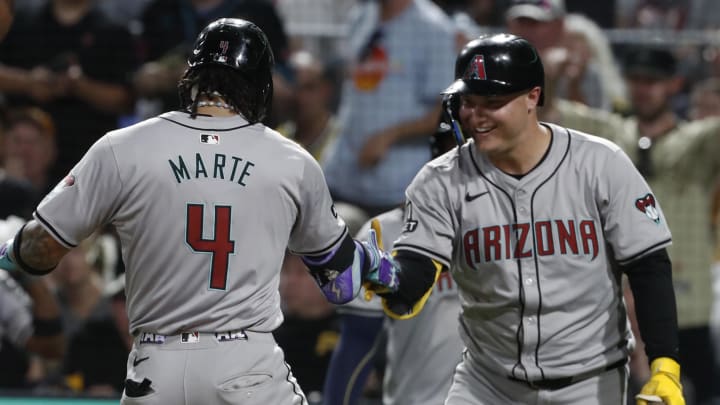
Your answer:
[101,111,322,335]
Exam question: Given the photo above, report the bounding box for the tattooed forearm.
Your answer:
[16,220,70,273]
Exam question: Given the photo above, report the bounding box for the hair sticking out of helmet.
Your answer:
[178,18,275,123]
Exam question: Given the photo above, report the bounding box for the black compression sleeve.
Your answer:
[380,250,439,314]
[622,248,680,362]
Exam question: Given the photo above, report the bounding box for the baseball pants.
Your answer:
[445,351,628,405]
[120,330,306,405]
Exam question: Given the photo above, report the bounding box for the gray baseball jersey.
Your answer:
[34,111,347,336]
[352,208,463,405]
[0,269,33,350]
[394,123,671,382]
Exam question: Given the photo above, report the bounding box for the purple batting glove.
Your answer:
[361,229,400,293]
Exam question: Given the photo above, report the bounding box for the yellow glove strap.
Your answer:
[650,357,681,383]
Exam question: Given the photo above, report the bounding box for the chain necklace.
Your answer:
[196,100,236,111]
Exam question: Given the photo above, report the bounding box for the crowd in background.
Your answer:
[0,0,719,404]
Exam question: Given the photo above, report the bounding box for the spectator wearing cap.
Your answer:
[621,48,684,160]
[505,0,610,110]
[591,45,720,405]
[2,107,57,198]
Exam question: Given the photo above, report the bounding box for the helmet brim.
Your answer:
[442,79,468,95]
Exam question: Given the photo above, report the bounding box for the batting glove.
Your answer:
[361,229,399,295]
[636,357,685,405]
[0,239,17,273]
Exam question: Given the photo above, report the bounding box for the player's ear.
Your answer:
[525,86,542,110]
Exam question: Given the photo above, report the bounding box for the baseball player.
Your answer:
[322,123,462,405]
[0,19,396,405]
[365,34,686,405]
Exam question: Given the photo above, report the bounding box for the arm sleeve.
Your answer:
[623,248,680,362]
[379,250,442,319]
[322,314,384,405]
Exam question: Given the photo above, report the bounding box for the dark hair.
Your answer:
[178,64,273,124]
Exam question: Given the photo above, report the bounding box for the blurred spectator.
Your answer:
[561,13,628,112]
[688,77,720,121]
[321,0,456,224]
[276,50,340,161]
[445,0,509,48]
[133,0,291,122]
[2,107,57,197]
[50,235,111,341]
[0,216,64,389]
[0,0,136,184]
[274,252,339,404]
[616,0,691,30]
[63,276,130,397]
[711,177,720,403]
[0,0,12,41]
[564,0,616,28]
[505,0,608,110]
[600,46,720,405]
[276,0,355,58]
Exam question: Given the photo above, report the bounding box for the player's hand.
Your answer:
[358,130,395,168]
[361,229,399,295]
[636,357,685,405]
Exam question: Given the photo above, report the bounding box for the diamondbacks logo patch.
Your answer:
[635,193,660,223]
[464,55,487,81]
[201,134,219,144]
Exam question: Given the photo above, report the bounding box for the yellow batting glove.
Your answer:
[636,357,685,405]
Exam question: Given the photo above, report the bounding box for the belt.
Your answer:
[137,330,249,345]
[509,358,627,390]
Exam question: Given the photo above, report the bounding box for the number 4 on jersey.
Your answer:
[186,204,236,290]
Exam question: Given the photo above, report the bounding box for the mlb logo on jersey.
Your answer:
[201,134,220,144]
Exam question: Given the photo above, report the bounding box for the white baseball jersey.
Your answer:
[351,208,463,405]
[394,123,672,381]
[34,111,347,336]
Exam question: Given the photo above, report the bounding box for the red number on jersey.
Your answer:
[186,204,236,290]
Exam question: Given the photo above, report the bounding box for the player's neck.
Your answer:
[490,124,551,175]
[195,96,239,118]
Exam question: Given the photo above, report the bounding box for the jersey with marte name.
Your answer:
[393,122,672,381]
[34,111,347,336]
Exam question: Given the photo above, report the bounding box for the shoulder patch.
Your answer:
[635,193,660,224]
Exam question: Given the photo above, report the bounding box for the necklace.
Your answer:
[196,100,236,111]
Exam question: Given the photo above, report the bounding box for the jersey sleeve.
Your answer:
[34,136,123,248]
[287,156,347,255]
[599,147,672,264]
[392,166,454,267]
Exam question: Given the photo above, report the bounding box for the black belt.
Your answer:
[509,358,627,390]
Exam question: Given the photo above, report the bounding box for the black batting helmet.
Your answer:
[179,18,274,123]
[443,33,544,105]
